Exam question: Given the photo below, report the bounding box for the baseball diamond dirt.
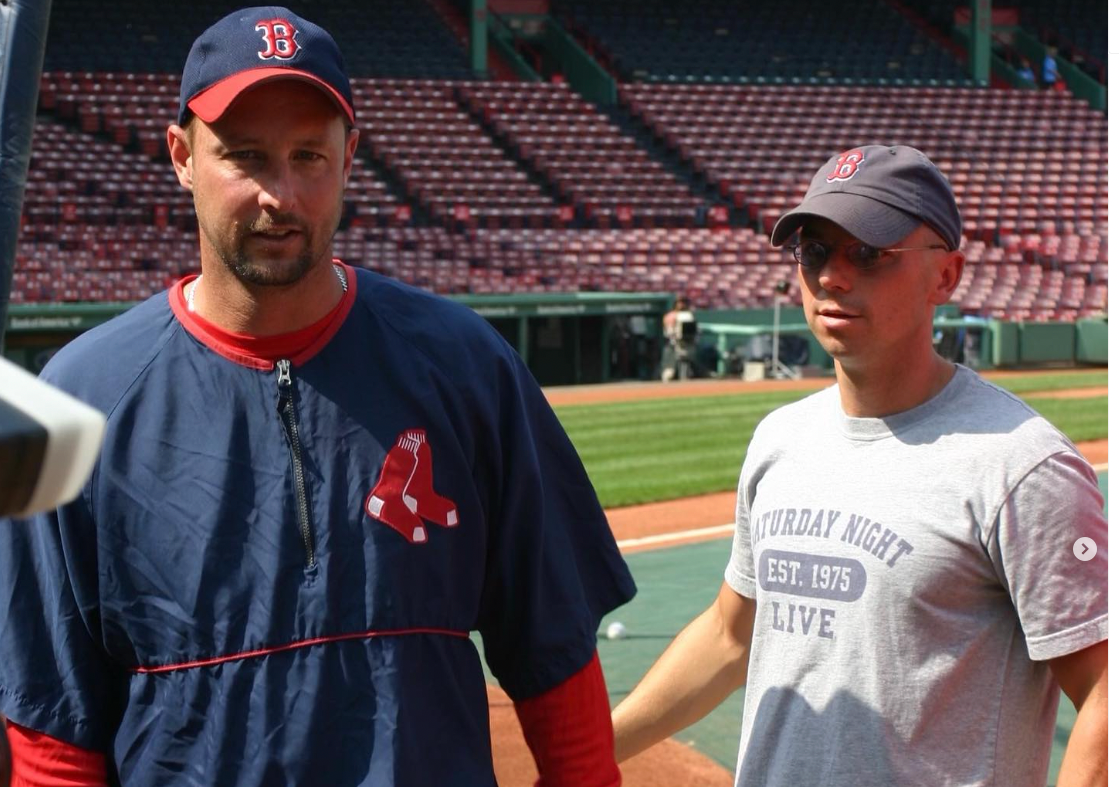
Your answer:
[488,370,1107,785]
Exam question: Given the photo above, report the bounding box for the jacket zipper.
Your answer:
[276,359,316,569]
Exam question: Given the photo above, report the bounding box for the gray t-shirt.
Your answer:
[724,366,1107,787]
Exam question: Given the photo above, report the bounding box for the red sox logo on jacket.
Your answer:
[365,429,459,544]
[255,18,300,60]
[826,149,864,183]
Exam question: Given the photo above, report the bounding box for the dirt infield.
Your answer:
[488,685,733,787]
[1033,387,1107,399]
[490,372,1106,785]
[544,368,1106,408]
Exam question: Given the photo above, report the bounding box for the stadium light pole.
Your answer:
[771,279,794,379]
[0,0,52,351]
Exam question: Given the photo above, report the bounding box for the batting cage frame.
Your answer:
[0,0,52,350]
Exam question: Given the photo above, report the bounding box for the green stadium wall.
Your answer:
[4,298,1103,382]
[3,293,675,385]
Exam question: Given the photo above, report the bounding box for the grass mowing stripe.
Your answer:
[556,391,807,425]
[562,398,803,463]
[573,410,786,460]
[995,371,1107,395]
[556,387,1107,508]
[1021,396,1107,444]
[558,392,808,507]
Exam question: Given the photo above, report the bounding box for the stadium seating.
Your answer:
[354,79,558,229]
[616,81,1105,317]
[31,72,404,230]
[621,83,1105,232]
[904,0,1106,82]
[331,226,796,307]
[953,237,1107,320]
[42,0,476,79]
[11,1,1108,322]
[553,0,971,84]
[17,73,1107,318]
[22,116,191,231]
[12,223,193,304]
[457,82,703,227]
[13,221,800,311]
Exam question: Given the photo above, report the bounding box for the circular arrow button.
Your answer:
[1073,537,1098,562]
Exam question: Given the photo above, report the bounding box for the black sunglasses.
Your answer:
[790,240,948,272]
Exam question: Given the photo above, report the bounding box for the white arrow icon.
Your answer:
[1073,537,1097,562]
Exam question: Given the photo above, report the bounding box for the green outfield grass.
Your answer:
[556,374,1107,508]
[1023,396,1107,444]
[995,371,1107,395]
[557,391,804,507]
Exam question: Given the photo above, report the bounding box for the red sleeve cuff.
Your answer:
[513,652,621,787]
[5,720,108,787]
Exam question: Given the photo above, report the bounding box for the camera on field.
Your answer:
[0,355,105,519]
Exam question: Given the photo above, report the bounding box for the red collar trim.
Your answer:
[169,263,357,370]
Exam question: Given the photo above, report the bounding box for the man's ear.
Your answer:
[167,124,193,191]
[342,126,360,183]
[930,250,965,305]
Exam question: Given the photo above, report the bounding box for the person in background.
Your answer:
[662,296,698,380]
[1041,46,1060,90]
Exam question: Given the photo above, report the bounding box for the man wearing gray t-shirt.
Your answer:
[612,145,1107,786]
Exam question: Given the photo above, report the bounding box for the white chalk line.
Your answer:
[617,523,734,550]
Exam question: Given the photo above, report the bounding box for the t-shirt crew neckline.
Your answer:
[169,262,357,371]
[834,364,965,442]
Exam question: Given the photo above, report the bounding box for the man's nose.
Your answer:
[257,164,297,212]
[810,250,854,292]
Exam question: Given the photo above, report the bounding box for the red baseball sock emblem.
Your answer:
[365,429,459,543]
[411,435,459,527]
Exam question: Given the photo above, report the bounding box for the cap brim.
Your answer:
[186,67,355,125]
[770,192,922,248]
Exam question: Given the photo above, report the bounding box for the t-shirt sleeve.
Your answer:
[724,458,757,598]
[0,496,122,751]
[987,450,1108,662]
[474,347,636,701]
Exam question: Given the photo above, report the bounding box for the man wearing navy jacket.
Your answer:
[0,8,635,785]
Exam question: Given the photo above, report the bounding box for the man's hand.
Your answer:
[612,581,755,763]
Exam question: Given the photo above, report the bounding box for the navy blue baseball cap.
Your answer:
[178,6,355,126]
[771,145,962,251]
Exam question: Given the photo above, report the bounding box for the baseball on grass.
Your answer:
[605,621,627,640]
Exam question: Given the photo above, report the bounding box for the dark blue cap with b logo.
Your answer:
[771,145,962,251]
[178,6,354,126]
